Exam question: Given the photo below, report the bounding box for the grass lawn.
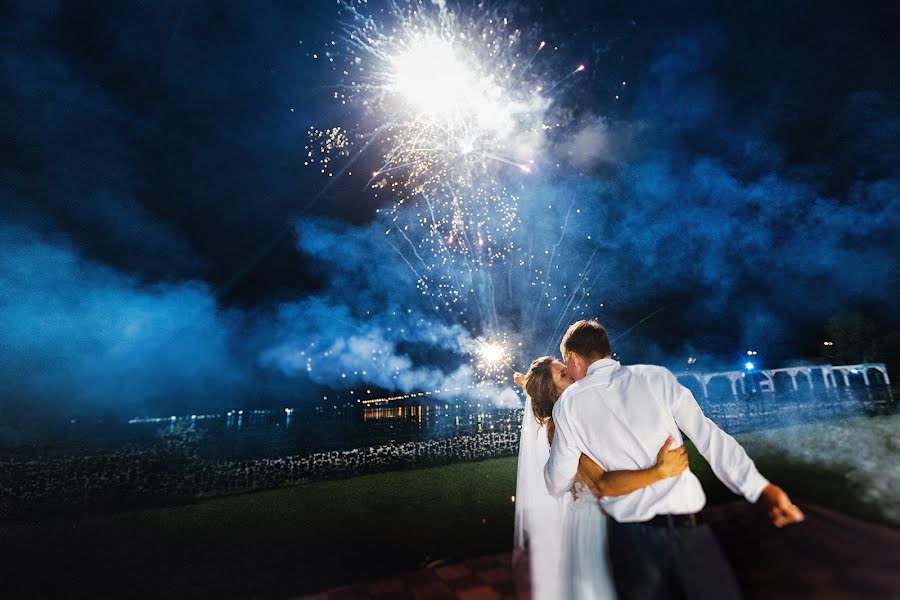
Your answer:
[3,459,519,598]
[2,419,895,598]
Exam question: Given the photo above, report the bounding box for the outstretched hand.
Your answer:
[655,435,690,479]
[759,483,804,527]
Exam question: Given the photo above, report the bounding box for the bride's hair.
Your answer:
[515,356,560,425]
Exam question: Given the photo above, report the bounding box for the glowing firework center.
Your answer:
[479,343,506,366]
[387,34,524,155]
[389,36,475,117]
[473,337,514,382]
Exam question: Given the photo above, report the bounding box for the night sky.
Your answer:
[2,0,897,417]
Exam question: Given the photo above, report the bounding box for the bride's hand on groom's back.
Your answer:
[654,436,690,479]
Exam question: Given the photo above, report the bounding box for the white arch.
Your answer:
[677,363,889,394]
[677,373,709,398]
[864,364,890,385]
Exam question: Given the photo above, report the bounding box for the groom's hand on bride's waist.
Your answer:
[759,483,805,527]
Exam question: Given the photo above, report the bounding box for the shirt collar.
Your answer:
[586,358,620,381]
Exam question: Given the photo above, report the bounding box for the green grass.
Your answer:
[3,458,519,598]
[3,429,893,598]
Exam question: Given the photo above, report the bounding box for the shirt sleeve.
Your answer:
[663,369,770,503]
[544,398,581,496]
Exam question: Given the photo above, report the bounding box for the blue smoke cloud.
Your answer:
[257,219,520,405]
[0,224,247,415]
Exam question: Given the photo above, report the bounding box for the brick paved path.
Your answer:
[297,502,900,599]
[296,553,516,600]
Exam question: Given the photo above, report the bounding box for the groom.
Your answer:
[545,320,804,599]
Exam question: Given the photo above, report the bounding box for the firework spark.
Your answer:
[472,334,515,382]
[305,126,351,176]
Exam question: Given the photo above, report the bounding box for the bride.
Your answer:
[513,357,689,599]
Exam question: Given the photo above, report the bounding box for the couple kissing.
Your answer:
[513,320,804,599]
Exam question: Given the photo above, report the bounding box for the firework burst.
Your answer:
[305,0,594,374]
[315,1,582,266]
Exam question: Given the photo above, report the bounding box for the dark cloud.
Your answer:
[1,0,336,300]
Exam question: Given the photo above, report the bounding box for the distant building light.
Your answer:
[745,362,755,371]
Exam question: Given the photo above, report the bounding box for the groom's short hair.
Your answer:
[561,320,611,360]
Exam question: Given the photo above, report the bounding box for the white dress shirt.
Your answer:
[545,358,769,522]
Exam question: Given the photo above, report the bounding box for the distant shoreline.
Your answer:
[3,398,897,524]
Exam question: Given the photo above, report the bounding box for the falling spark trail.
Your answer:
[526,236,534,287]
[506,248,514,299]
[456,215,486,325]
[393,225,432,274]
[611,303,677,343]
[545,245,601,353]
[216,139,371,300]
[530,196,575,337]
[385,236,426,285]
[481,153,532,171]
[540,65,586,96]
[366,157,430,185]
[515,41,546,82]
[484,265,500,332]
[420,192,471,308]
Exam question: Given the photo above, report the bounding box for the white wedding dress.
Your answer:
[514,398,617,600]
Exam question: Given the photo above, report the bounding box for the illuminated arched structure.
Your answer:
[676,363,889,398]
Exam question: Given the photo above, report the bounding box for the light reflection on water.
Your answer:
[147,384,896,459]
[3,385,895,459]
[119,402,525,458]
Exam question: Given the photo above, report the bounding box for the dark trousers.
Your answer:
[608,519,742,600]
